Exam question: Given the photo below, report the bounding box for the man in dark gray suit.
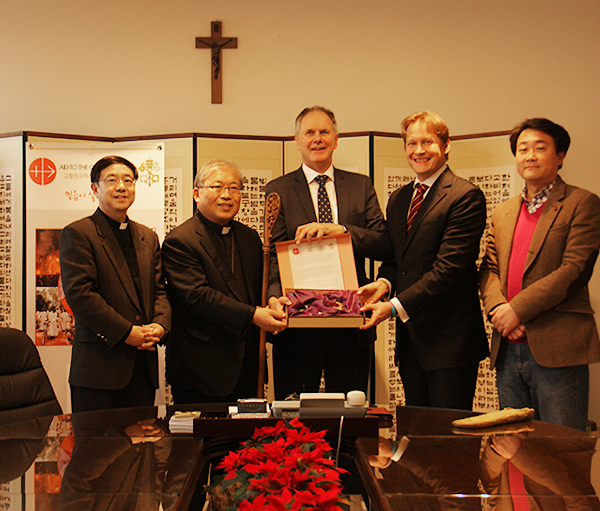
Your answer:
[60,156,171,413]
[162,160,286,404]
[359,111,488,410]
[266,106,390,400]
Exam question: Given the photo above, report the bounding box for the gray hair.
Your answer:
[294,106,338,136]
[194,159,245,188]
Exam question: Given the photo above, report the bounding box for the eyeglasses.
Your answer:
[99,177,136,188]
[202,185,242,196]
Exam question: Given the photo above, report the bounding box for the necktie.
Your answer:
[315,174,333,223]
[406,183,428,233]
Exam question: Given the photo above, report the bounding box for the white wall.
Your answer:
[2,0,599,191]
[3,0,600,419]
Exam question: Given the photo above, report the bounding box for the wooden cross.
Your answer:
[195,21,238,104]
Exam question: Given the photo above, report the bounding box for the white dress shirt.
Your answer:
[302,163,339,224]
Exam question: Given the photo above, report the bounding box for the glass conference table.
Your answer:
[1,404,599,510]
[354,406,600,510]
[0,404,207,510]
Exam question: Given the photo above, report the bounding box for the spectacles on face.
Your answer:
[201,185,242,196]
[99,176,136,188]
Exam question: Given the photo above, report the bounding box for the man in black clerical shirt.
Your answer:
[60,156,171,413]
[162,159,286,404]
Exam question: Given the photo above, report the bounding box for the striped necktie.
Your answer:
[406,183,428,233]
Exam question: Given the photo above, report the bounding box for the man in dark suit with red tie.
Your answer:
[60,156,171,413]
[266,106,391,400]
[162,160,286,404]
[360,111,488,410]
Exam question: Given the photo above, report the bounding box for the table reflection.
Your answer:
[59,408,174,510]
[0,406,202,511]
[360,406,600,510]
[4,405,600,511]
[0,415,54,485]
[480,432,600,510]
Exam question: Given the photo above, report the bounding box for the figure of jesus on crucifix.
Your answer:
[196,21,238,104]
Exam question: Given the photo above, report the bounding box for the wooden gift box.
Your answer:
[275,233,364,328]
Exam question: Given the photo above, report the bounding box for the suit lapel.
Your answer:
[130,222,152,318]
[392,183,413,251]
[334,168,348,223]
[194,214,246,302]
[291,168,318,223]
[234,223,260,304]
[406,168,451,245]
[525,177,565,273]
[92,210,143,313]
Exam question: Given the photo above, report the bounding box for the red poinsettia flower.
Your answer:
[213,419,349,510]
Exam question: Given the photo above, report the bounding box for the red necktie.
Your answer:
[406,183,428,233]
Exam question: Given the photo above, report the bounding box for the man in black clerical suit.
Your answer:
[360,111,488,410]
[266,106,391,400]
[60,156,171,413]
[162,160,286,404]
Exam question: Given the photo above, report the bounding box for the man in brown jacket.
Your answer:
[480,118,600,431]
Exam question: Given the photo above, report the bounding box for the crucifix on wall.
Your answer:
[195,21,238,104]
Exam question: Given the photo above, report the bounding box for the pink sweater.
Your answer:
[506,202,545,342]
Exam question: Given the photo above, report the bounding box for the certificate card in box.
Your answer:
[275,233,364,328]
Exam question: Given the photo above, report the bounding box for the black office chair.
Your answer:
[0,327,63,425]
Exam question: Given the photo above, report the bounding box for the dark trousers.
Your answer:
[70,350,156,413]
[171,334,259,405]
[397,338,479,411]
[272,328,372,401]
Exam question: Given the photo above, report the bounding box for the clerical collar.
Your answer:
[99,209,129,230]
[415,164,447,189]
[198,211,232,235]
[302,163,335,184]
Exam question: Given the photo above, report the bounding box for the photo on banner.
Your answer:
[34,228,74,347]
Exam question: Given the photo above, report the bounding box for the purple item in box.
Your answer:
[286,289,361,317]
